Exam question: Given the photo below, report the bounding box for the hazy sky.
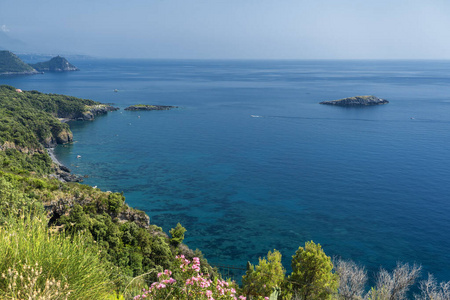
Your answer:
[1,0,450,59]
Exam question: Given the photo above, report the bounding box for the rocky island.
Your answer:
[124,104,177,111]
[320,95,389,106]
[30,55,79,72]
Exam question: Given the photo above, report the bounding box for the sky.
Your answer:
[1,0,450,59]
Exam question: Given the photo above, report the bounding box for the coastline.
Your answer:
[46,147,63,166]
[47,146,83,182]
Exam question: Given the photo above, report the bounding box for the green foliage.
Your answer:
[58,202,175,288]
[242,250,286,299]
[0,213,114,299]
[0,84,98,150]
[0,51,35,73]
[0,171,45,223]
[169,222,187,246]
[0,149,53,175]
[288,241,339,300]
[0,168,181,290]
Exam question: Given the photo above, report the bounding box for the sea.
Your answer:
[2,59,450,284]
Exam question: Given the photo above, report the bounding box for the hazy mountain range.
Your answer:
[0,31,30,52]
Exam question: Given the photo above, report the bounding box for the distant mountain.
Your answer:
[0,50,38,74]
[0,31,28,52]
[30,56,79,72]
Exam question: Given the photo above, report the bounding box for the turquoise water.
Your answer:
[3,59,450,282]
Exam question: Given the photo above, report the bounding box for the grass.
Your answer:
[0,212,116,299]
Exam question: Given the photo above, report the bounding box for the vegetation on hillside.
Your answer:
[0,85,114,151]
[0,51,37,74]
[0,86,215,297]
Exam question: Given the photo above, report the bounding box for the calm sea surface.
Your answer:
[3,59,450,282]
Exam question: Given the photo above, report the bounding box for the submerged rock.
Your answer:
[320,95,389,106]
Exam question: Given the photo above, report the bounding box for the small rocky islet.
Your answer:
[124,104,177,111]
[319,95,389,106]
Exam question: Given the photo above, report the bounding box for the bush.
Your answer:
[169,223,187,246]
[242,250,285,298]
[288,241,339,300]
[133,255,241,300]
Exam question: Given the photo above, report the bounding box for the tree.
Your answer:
[242,249,286,298]
[169,223,186,246]
[288,241,339,300]
[416,274,450,300]
[334,258,367,300]
[366,262,421,300]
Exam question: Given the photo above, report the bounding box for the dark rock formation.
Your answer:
[42,129,74,148]
[124,104,177,111]
[320,95,389,106]
[54,166,83,182]
[31,56,79,72]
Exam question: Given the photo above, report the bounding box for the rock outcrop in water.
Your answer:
[31,56,79,72]
[124,104,177,111]
[320,95,389,106]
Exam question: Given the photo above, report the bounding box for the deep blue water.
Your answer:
[2,59,450,283]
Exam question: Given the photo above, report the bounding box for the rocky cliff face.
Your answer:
[42,129,73,148]
[0,141,43,155]
[78,105,119,120]
[320,95,389,106]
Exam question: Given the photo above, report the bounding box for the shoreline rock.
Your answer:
[47,148,83,183]
[320,95,389,106]
[77,104,120,120]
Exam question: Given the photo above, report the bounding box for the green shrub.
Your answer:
[169,223,186,246]
[288,241,339,300]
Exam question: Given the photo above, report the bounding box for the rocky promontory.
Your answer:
[0,50,39,75]
[77,104,119,120]
[320,95,389,106]
[124,104,177,111]
[31,55,79,72]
